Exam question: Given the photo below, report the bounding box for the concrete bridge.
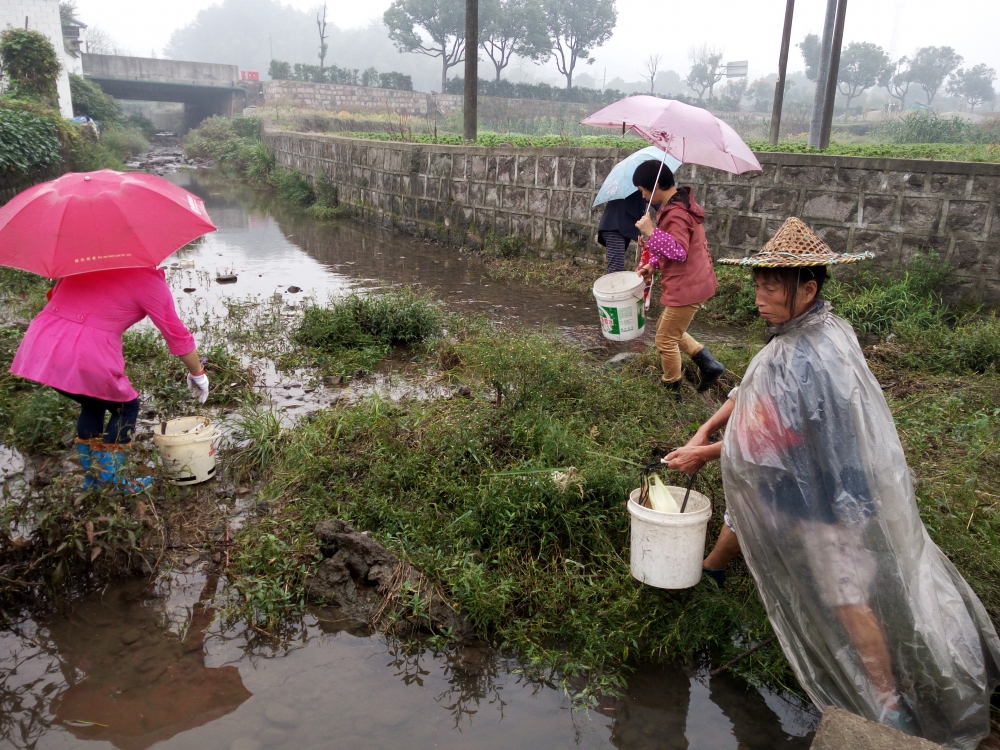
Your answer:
[81,53,245,130]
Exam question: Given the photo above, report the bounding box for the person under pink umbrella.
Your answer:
[631,160,725,397]
[10,269,209,492]
[0,170,217,492]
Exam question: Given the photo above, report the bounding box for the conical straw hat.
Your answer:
[718,217,874,267]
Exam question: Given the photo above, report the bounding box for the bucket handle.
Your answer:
[639,459,699,513]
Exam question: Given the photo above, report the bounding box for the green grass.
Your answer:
[229,321,770,700]
[221,260,1000,704]
[748,139,1000,163]
[283,287,444,377]
[331,130,650,150]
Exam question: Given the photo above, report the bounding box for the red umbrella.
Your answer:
[0,170,216,278]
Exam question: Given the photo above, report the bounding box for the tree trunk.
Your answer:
[495,60,502,82]
[442,56,449,93]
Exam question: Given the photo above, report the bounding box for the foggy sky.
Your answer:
[75,0,1000,88]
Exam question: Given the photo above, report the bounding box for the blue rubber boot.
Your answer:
[75,438,98,490]
[90,445,153,495]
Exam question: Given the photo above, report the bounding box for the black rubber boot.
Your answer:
[662,380,682,401]
[703,567,727,588]
[692,347,725,393]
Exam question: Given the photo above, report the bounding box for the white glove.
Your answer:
[187,370,209,405]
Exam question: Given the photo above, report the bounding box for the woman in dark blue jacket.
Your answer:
[597,190,647,274]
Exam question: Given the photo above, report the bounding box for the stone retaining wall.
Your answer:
[265,130,1000,303]
[262,80,597,123]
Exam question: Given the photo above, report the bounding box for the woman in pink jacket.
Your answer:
[10,267,208,492]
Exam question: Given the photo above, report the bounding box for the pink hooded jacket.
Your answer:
[11,268,195,402]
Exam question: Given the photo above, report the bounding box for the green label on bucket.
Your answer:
[599,305,620,335]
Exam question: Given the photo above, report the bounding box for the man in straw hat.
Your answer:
[664,217,1000,748]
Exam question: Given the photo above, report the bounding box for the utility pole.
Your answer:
[819,0,848,149]
[464,0,478,142]
[268,33,273,62]
[807,0,838,148]
[769,0,795,145]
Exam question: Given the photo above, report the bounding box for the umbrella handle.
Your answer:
[645,150,671,216]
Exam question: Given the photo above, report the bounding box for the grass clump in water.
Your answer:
[290,287,443,376]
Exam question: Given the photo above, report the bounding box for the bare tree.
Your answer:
[85,26,131,56]
[317,2,329,70]
[685,45,725,101]
[640,54,661,94]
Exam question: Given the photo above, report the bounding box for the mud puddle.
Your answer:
[0,573,817,749]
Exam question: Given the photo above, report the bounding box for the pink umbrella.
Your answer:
[0,170,216,279]
[581,96,762,175]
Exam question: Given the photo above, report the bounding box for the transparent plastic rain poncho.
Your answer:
[721,302,1000,749]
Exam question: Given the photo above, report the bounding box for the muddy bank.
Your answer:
[305,518,473,637]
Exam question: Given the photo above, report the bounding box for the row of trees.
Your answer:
[383,0,617,92]
[800,38,996,113]
[267,61,413,91]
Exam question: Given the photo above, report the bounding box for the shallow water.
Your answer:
[165,171,601,330]
[0,574,817,750]
[161,171,743,350]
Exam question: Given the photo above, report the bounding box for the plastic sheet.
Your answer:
[720,302,1000,749]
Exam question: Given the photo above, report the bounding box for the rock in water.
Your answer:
[216,274,238,284]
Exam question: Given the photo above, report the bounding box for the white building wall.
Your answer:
[0,0,75,118]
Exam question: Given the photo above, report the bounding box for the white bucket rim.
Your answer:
[153,416,215,446]
[628,488,711,524]
[593,271,645,302]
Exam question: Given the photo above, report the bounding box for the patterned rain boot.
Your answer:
[75,438,98,490]
[90,444,153,495]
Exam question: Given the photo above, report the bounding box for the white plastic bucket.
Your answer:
[153,416,217,485]
[593,272,646,341]
[628,487,712,589]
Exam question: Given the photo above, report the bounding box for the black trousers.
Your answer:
[56,389,140,444]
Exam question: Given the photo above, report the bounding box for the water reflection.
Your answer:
[0,574,816,749]
[51,576,250,749]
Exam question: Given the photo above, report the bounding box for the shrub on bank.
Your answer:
[869,113,1000,145]
[68,74,122,125]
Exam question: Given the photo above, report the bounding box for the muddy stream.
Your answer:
[0,170,816,749]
